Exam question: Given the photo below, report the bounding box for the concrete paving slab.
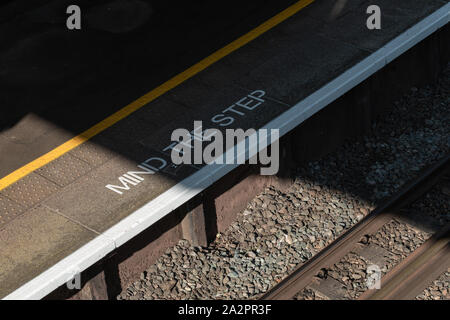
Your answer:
[43,148,197,233]
[143,79,291,166]
[317,0,448,52]
[69,140,117,168]
[21,0,73,25]
[0,195,26,230]
[85,0,153,34]
[36,153,93,187]
[0,172,60,209]
[192,9,371,106]
[233,33,368,105]
[124,97,192,128]
[0,0,299,145]
[92,97,191,152]
[0,204,97,299]
[193,15,322,89]
[300,0,368,22]
[0,28,99,87]
[137,112,201,157]
[0,125,73,178]
[0,0,51,23]
[92,125,199,173]
[164,79,289,131]
[0,113,58,144]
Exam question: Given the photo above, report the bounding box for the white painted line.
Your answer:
[4,3,449,300]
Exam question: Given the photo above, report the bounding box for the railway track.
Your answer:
[262,155,450,300]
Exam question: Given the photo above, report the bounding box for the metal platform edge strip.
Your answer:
[4,3,449,300]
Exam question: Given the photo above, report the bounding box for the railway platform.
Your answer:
[0,0,448,299]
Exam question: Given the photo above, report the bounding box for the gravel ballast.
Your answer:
[120,64,450,300]
[416,268,450,300]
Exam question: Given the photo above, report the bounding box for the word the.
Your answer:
[105,89,271,194]
[170,121,279,175]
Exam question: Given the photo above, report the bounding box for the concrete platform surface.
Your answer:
[0,0,448,298]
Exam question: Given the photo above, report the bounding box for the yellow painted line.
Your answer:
[0,0,314,191]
